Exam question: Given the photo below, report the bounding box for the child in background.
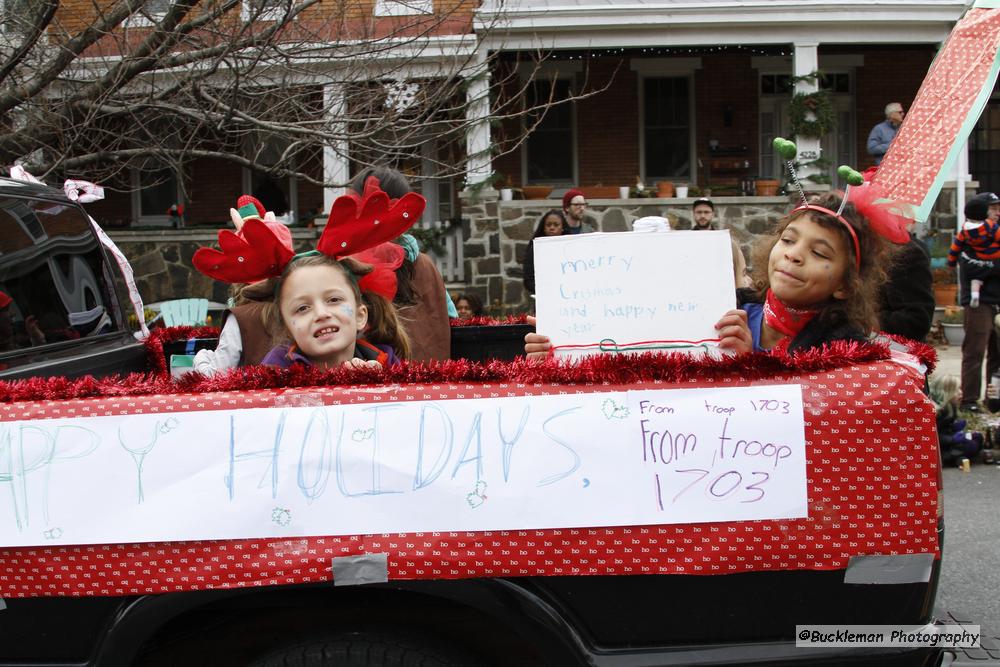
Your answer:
[349,167,451,362]
[930,374,983,466]
[454,293,486,320]
[522,209,569,295]
[947,194,1000,306]
[261,253,409,370]
[525,189,906,358]
[194,196,290,376]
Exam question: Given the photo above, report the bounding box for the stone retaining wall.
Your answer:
[458,185,976,310]
[459,191,789,309]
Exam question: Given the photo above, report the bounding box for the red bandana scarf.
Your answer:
[763,289,818,339]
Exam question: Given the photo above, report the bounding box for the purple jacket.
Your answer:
[261,339,400,369]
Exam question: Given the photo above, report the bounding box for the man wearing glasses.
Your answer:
[866,102,904,165]
[561,189,595,234]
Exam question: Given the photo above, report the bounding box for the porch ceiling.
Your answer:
[476,1,970,49]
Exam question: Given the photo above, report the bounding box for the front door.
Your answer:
[758,72,855,188]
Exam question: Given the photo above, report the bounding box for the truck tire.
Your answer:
[249,630,484,667]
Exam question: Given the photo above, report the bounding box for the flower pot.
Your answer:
[942,322,965,347]
[656,181,674,198]
[934,284,959,306]
[675,185,689,198]
[755,179,780,197]
[500,188,513,201]
[522,186,553,200]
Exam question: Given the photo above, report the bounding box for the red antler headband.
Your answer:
[193,177,425,299]
[774,138,911,269]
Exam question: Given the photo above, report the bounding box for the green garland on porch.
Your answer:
[789,91,836,138]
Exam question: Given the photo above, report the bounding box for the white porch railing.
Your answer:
[415,220,465,282]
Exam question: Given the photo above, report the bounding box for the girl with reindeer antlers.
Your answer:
[193,177,422,370]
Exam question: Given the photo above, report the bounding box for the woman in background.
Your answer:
[522,209,568,295]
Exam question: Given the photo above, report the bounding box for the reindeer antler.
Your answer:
[317,176,425,257]
[193,218,295,283]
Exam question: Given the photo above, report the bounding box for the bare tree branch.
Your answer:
[0,0,613,191]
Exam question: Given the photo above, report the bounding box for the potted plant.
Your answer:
[932,268,959,306]
[940,306,965,346]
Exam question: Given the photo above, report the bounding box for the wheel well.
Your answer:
[128,584,575,667]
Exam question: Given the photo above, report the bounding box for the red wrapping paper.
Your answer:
[0,356,938,598]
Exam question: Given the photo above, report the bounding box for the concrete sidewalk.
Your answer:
[931,342,961,381]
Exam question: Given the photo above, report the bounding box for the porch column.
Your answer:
[792,42,823,187]
[464,46,493,190]
[322,83,350,221]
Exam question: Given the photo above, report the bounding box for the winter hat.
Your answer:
[965,197,989,222]
[0,291,11,309]
[562,189,585,210]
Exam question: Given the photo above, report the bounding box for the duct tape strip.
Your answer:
[332,553,389,586]
[844,554,934,585]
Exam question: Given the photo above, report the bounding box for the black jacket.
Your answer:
[737,288,868,353]
[523,239,538,295]
[958,251,1000,306]
[879,237,935,342]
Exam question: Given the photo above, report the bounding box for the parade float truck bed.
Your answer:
[0,179,949,667]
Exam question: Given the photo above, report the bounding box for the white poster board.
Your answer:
[534,231,736,358]
[0,385,807,547]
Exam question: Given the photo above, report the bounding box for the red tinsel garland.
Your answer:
[449,314,530,327]
[0,329,935,404]
[142,325,221,377]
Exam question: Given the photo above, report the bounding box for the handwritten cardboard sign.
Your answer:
[533,231,736,358]
[0,385,806,547]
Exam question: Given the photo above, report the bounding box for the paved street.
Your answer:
[930,343,1000,637]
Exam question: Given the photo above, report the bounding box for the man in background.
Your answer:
[691,197,716,230]
[561,189,595,234]
[867,102,904,165]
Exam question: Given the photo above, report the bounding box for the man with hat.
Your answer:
[691,197,716,230]
[561,189,595,234]
[956,191,1000,411]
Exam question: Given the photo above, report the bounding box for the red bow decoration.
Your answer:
[316,176,424,257]
[192,217,296,283]
[192,177,425,284]
[849,179,912,245]
[351,242,406,301]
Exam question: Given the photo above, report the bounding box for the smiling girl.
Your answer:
[261,254,409,370]
[715,191,892,354]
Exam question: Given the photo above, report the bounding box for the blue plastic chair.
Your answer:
[160,298,209,327]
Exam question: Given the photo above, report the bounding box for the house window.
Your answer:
[124,0,171,26]
[524,79,575,184]
[242,0,285,21]
[643,76,691,180]
[375,0,433,16]
[131,163,181,226]
[243,134,298,224]
[1,0,35,33]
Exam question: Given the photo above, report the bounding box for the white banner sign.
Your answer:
[534,231,736,358]
[0,385,806,547]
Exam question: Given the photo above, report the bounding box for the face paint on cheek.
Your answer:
[341,304,355,318]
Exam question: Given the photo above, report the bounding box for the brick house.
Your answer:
[23,1,984,306]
